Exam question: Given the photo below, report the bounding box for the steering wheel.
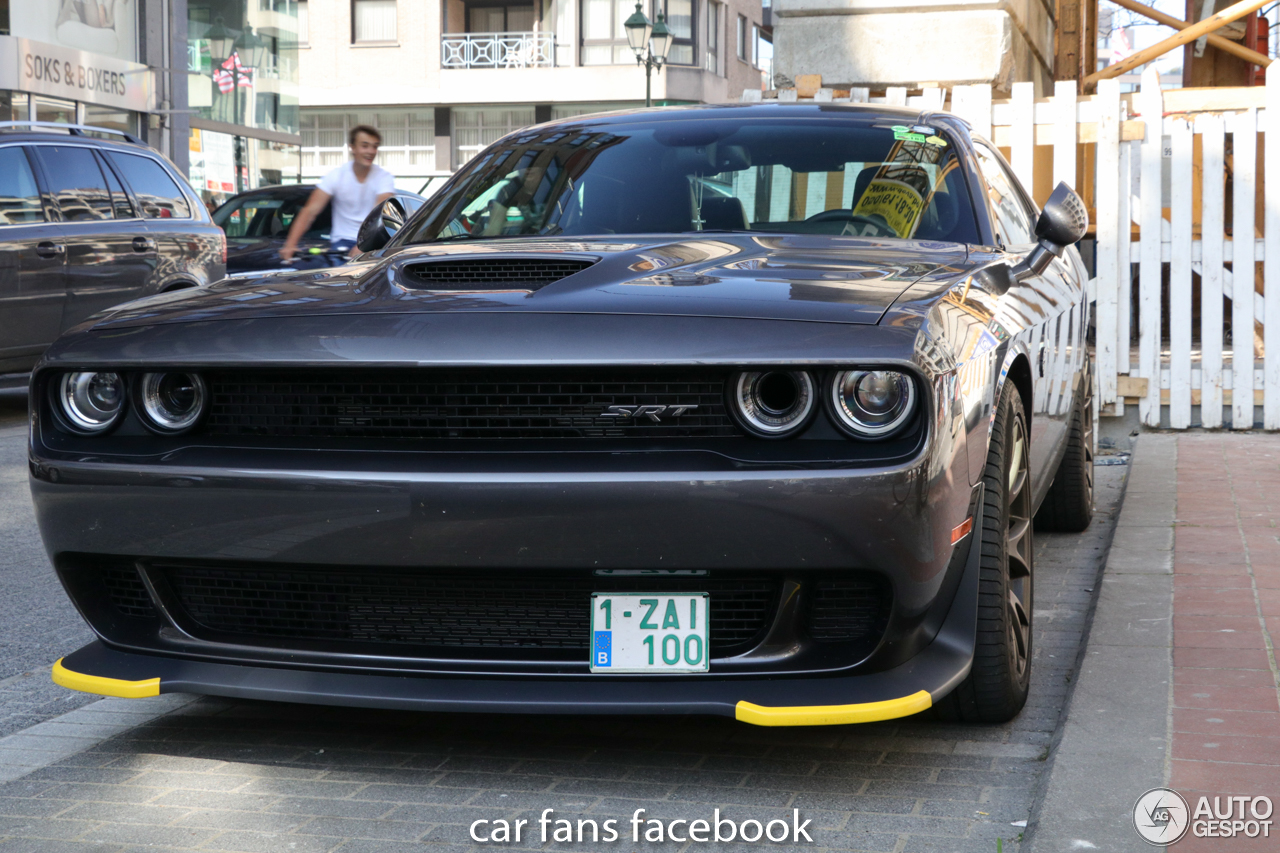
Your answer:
[802,209,898,238]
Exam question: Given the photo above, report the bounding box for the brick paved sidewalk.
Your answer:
[1171,435,1280,852]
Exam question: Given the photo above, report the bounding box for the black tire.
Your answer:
[1035,385,1095,533]
[934,383,1034,723]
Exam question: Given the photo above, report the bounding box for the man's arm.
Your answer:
[280,188,332,261]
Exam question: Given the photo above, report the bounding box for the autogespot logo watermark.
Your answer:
[1133,788,1275,844]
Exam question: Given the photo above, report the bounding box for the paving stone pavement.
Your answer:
[0,391,97,739]
[0,458,1129,853]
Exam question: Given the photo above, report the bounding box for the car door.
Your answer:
[30,143,157,332]
[973,142,1082,501]
[0,145,68,373]
[103,150,200,288]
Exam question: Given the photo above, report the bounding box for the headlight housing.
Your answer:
[730,370,816,438]
[57,372,125,433]
[138,372,207,433]
[828,369,917,438]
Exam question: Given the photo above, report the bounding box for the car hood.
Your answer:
[88,234,976,330]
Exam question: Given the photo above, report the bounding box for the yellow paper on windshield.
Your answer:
[852,180,926,239]
[852,138,949,238]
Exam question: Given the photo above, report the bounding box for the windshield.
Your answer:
[214,191,331,240]
[397,117,981,245]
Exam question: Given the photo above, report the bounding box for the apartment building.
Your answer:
[298,0,770,192]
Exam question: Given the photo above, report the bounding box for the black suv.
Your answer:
[0,123,225,375]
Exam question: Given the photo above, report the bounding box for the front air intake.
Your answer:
[399,257,596,291]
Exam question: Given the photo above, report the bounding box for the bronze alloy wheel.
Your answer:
[1004,408,1032,682]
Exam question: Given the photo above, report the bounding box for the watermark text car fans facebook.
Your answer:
[1133,787,1274,844]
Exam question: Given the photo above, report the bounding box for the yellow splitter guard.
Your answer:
[590,593,709,673]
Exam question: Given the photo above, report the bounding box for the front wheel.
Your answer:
[935,383,1033,723]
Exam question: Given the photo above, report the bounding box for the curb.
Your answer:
[1027,433,1177,852]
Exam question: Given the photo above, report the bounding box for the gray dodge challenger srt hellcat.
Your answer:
[32,103,1093,726]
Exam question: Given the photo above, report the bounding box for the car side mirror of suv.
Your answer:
[356,197,408,254]
[1012,181,1088,281]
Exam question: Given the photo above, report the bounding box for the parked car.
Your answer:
[33,104,1093,726]
[213,184,425,275]
[0,122,225,376]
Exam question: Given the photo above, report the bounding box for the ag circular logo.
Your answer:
[1134,787,1190,845]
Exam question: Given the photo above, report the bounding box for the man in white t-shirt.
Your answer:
[281,124,395,262]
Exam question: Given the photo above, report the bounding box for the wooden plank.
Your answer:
[1169,117,1194,428]
[1118,139,1134,384]
[1199,113,1226,428]
[886,87,908,107]
[1232,108,1258,429]
[1128,237,1267,263]
[1160,86,1267,114]
[1054,80,1078,190]
[1095,78,1121,407]
[1267,73,1280,428]
[990,120,1145,146]
[1011,82,1035,192]
[1083,0,1274,86]
[1138,69,1164,427]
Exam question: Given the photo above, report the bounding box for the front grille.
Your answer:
[159,565,779,654]
[101,566,156,619]
[400,258,596,291]
[203,369,739,440]
[808,578,890,641]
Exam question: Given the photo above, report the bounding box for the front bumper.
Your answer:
[52,519,977,725]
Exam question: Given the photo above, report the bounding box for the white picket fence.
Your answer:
[948,72,1280,430]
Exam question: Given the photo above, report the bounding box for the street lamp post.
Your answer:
[623,3,673,108]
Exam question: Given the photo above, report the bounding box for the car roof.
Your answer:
[533,102,945,130]
[0,130,154,153]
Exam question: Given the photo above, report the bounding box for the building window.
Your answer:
[453,107,535,165]
[300,110,435,173]
[736,15,747,61]
[353,0,398,43]
[705,2,718,73]
[581,0,633,65]
[751,23,759,66]
[467,4,537,32]
[298,1,309,46]
[661,0,694,65]
[582,0,693,66]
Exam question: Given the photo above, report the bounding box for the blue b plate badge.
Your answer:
[589,593,710,673]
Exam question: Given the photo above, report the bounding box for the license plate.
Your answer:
[589,593,709,673]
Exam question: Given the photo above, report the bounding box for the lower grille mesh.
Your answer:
[808,578,889,641]
[101,566,156,619]
[159,566,779,653]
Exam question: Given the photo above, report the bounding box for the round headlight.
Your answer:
[829,369,916,438]
[139,372,206,433]
[58,372,125,433]
[731,370,816,437]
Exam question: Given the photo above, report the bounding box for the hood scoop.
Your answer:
[398,256,597,292]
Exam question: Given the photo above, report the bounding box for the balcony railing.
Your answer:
[441,32,555,69]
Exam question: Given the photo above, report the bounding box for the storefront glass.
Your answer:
[34,96,75,125]
[189,127,300,210]
[188,0,301,136]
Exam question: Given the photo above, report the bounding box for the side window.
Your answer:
[0,148,45,225]
[94,153,135,219]
[974,144,1036,247]
[107,152,192,219]
[33,146,113,222]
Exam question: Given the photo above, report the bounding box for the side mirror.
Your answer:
[356,197,408,254]
[1013,181,1088,280]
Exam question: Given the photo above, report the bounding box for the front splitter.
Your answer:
[53,510,980,727]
